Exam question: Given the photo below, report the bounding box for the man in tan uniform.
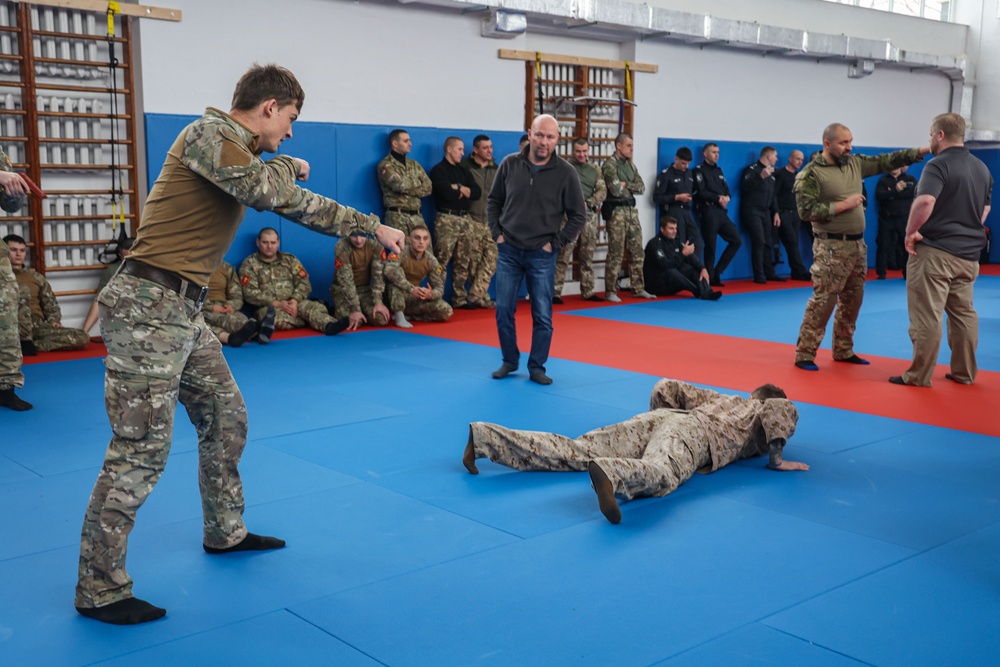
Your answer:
[463,379,806,524]
[202,260,275,347]
[75,64,405,625]
[5,234,89,353]
[239,227,348,335]
[376,128,432,235]
[331,229,391,330]
[378,225,452,328]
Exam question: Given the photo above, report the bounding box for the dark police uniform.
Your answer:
[740,161,781,282]
[773,166,811,279]
[693,161,742,284]
[874,171,917,278]
[652,165,703,257]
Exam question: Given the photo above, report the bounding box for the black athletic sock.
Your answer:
[203,532,286,554]
[76,597,166,625]
[324,317,350,336]
[0,388,32,411]
[20,339,37,356]
[228,320,258,348]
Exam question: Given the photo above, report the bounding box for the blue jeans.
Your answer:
[495,242,556,374]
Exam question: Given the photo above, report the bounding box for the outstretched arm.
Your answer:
[767,438,809,471]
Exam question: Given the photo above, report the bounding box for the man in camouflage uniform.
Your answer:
[461,134,498,308]
[602,132,655,302]
[0,149,31,411]
[4,234,89,353]
[430,136,480,308]
[75,64,405,625]
[793,123,929,371]
[202,260,275,347]
[555,139,607,303]
[239,227,349,336]
[377,128,432,235]
[331,229,391,330]
[378,225,452,328]
[463,379,806,524]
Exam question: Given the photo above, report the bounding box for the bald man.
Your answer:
[486,114,587,385]
[772,149,811,281]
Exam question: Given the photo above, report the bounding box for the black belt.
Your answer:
[815,232,864,241]
[120,259,209,309]
[387,207,419,215]
[667,203,690,210]
[438,209,468,217]
[606,198,636,208]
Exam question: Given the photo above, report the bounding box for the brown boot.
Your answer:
[463,428,479,474]
[588,461,621,524]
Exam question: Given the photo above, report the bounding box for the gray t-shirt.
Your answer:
[915,146,993,261]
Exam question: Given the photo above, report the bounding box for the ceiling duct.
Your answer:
[481,8,527,38]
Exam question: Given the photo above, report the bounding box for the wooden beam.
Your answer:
[499,49,657,73]
[22,0,182,22]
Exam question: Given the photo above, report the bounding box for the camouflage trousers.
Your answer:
[253,299,336,332]
[555,211,599,297]
[795,237,868,363]
[433,212,474,306]
[902,244,980,386]
[604,207,645,295]
[385,284,453,322]
[385,209,426,236]
[76,273,249,608]
[0,261,24,390]
[203,308,250,336]
[21,316,89,352]
[331,285,389,326]
[468,411,711,501]
[466,219,497,304]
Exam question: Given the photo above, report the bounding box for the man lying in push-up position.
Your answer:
[463,379,808,523]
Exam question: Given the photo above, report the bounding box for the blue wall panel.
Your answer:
[145,113,523,300]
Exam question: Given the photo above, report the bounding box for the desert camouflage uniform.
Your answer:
[602,154,646,295]
[468,379,798,501]
[462,156,498,306]
[77,107,380,609]
[15,267,89,352]
[239,251,336,332]
[202,261,250,336]
[379,244,452,322]
[330,236,389,326]
[0,149,25,390]
[793,149,923,363]
[377,153,431,235]
[556,159,607,298]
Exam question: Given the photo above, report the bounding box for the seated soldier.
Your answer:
[203,261,275,347]
[83,236,133,335]
[377,225,452,328]
[330,229,391,331]
[642,217,721,301]
[238,227,348,336]
[4,234,90,353]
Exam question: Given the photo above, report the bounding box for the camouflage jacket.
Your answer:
[378,245,445,299]
[333,237,388,309]
[602,154,645,200]
[461,156,498,223]
[129,107,379,284]
[649,379,798,473]
[794,148,923,234]
[14,267,60,323]
[238,251,312,306]
[377,152,432,211]
[203,261,243,312]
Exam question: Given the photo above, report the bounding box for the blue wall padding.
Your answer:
[145,113,521,299]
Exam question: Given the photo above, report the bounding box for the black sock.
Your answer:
[76,597,166,625]
[20,339,37,356]
[204,532,286,554]
[228,320,257,347]
[324,317,350,336]
[0,388,32,411]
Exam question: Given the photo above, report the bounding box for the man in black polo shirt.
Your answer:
[889,113,993,388]
[430,137,481,308]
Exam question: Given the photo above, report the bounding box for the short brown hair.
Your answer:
[231,64,304,113]
[931,113,965,143]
